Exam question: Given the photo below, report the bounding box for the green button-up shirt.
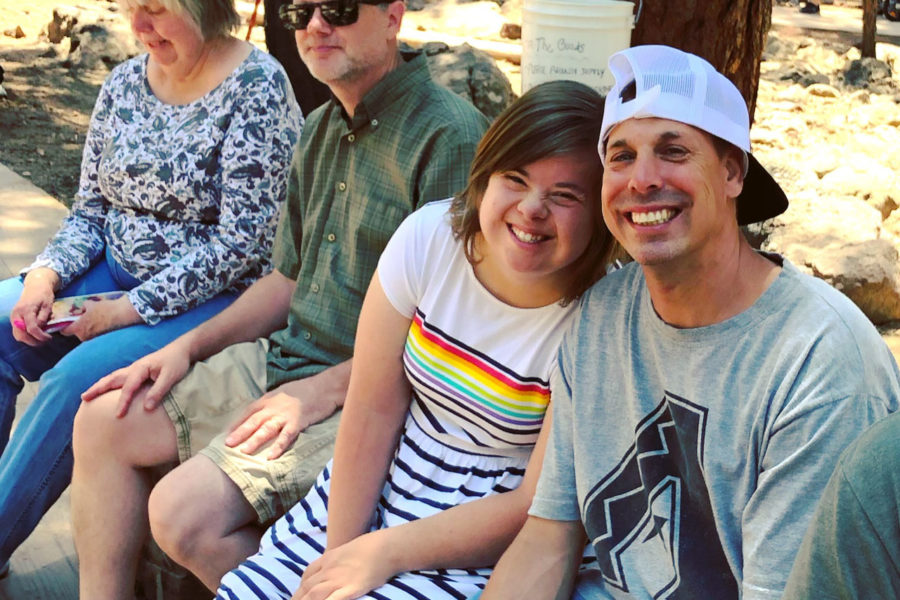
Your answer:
[266,53,488,389]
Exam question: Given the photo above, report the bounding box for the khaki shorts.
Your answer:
[162,339,340,525]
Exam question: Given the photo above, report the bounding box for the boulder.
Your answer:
[778,64,831,87]
[44,3,138,71]
[763,31,800,62]
[819,164,899,219]
[843,57,896,94]
[65,21,140,70]
[761,192,900,324]
[417,42,515,119]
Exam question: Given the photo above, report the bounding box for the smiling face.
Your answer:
[473,153,598,307]
[601,117,744,270]
[127,1,206,70]
[294,0,402,94]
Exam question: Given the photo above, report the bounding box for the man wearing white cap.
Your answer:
[481,45,900,599]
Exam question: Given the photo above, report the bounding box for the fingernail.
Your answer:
[13,319,25,330]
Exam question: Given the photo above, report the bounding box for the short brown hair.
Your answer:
[119,0,241,40]
[449,80,620,304]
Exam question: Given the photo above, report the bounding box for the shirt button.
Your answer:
[327,233,336,242]
[338,182,347,191]
[311,283,320,293]
[347,134,355,143]
[303,331,311,340]
[371,119,378,127]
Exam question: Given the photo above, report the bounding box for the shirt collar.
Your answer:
[337,51,429,131]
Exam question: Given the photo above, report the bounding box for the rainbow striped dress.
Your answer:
[217,200,580,599]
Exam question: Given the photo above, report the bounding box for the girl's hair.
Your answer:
[119,0,241,40]
[449,79,620,305]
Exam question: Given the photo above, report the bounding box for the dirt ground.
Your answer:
[0,0,268,205]
[0,0,886,207]
[0,1,104,204]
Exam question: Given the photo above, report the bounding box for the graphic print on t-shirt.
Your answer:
[582,392,738,599]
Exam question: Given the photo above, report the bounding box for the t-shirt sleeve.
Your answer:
[740,394,893,599]
[782,415,900,600]
[376,203,443,318]
[529,345,582,522]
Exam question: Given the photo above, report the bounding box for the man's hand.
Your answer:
[225,376,341,460]
[292,532,395,600]
[81,338,193,417]
[11,268,59,346]
[61,295,142,342]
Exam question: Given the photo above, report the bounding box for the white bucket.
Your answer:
[521,0,634,96]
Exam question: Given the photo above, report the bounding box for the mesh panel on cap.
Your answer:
[599,45,789,225]
[639,51,694,100]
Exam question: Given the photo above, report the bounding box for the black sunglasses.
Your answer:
[278,0,388,30]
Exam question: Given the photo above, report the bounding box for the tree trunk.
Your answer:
[862,0,877,57]
[629,0,772,121]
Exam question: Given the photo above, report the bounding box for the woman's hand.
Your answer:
[62,295,142,341]
[11,268,59,346]
[292,532,397,600]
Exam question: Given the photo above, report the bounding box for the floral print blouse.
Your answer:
[26,47,302,325]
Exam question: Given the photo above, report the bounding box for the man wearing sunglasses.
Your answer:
[71,1,489,596]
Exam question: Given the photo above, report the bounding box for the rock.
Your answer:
[3,26,26,39]
[500,22,520,40]
[819,164,900,219]
[884,209,900,243]
[500,0,522,21]
[42,3,138,70]
[849,89,871,104]
[419,42,515,119]
[809,153,839,179]
[844,57,895,94]
[762,192,900,324]
[806,83,840,97]
[46,5,81,44]
[65,21,139,70]
[763,31,798,61]
[776,63,830,87]
[876,42,900,79]
[0,84,7,99]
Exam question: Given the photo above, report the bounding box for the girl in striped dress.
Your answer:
[216,80,619,600]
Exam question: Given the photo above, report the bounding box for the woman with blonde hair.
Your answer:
[0,0,300,578]
[217,79,618,600]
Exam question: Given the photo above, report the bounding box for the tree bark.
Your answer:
[862,0,877,57]
[629,0,772,121]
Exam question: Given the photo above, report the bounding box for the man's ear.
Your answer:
[723,148,745,199]
[385,0,405,35]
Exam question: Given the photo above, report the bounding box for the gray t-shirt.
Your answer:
[783,411,900,600]
[531,257,900,599]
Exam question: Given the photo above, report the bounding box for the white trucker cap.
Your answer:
[599,45,788,225]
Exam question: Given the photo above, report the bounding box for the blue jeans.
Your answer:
[0,251,238,563]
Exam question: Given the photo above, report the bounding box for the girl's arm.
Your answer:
[323,270,414,550]
[294,402,556,600]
